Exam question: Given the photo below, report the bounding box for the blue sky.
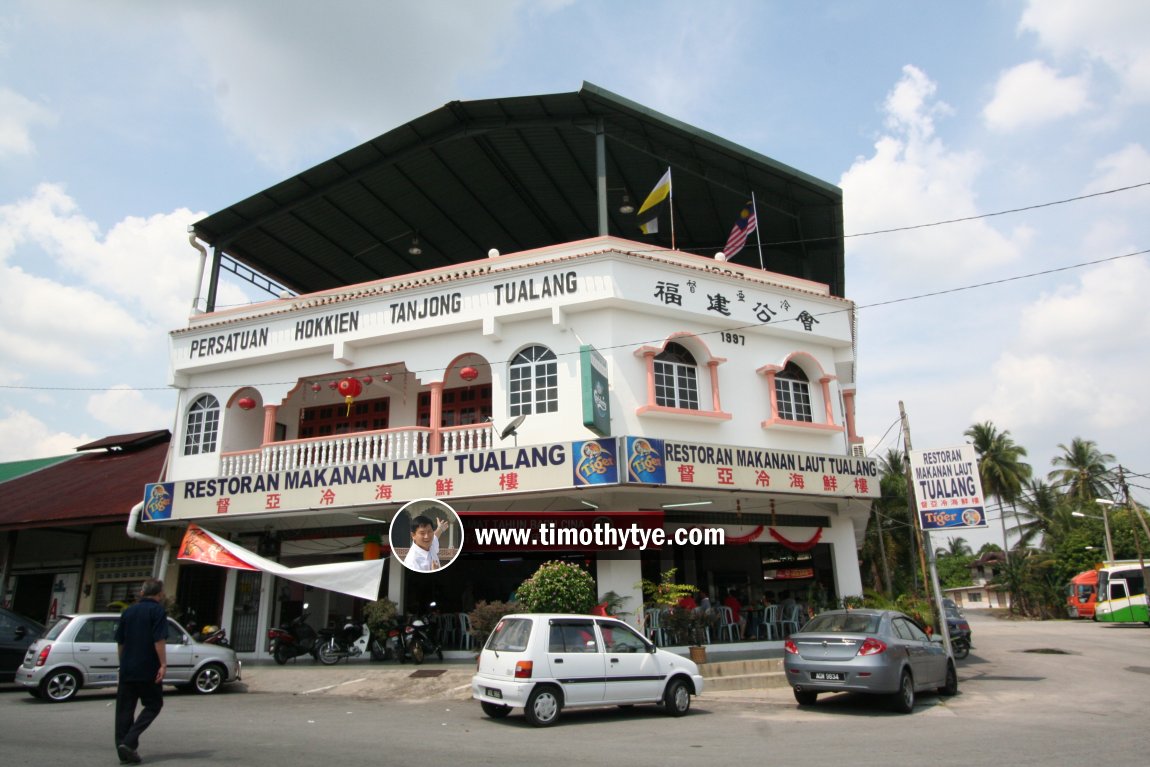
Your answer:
[2,1,1149,547]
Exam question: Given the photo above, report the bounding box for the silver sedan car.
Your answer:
[15,612,241,702]
[784,609,956,713]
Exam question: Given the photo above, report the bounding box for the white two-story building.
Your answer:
[142,84,877,657]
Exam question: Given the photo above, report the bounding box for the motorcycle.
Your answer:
[371,619,404,662]
[198,624,231,647]
[316,617,373,665]
[947,612,973,660]
[398,604,444,665]
[268,612,321,665]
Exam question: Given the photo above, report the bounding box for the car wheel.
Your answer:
[793,688,818,706]
[938,662,958,696]
[40,669,81,702]
[481,701,511,718]
[663,678,691,716]
[192,663,226,694]
[891,670,915,713]
[524,685,562,727]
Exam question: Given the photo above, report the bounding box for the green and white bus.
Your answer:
[1094,563,1148,625]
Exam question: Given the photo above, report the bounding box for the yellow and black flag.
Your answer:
[637,168,671,235]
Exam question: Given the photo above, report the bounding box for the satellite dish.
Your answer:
[500,414,527,441]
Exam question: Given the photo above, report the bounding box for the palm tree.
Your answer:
[964,421,1033,551]
[1048,438,1116,505]
[936,536,973,558]
[1014,479,1073,551]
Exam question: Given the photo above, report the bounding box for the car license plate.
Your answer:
[486,687,503,699]
[812,672,843,681]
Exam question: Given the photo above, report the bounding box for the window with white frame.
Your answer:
[654,342,699,409]
[775,362,812,422]
[509,345,558,416]
[183,394,220,455]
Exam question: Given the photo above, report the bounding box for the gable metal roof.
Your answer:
[193,82,845,301]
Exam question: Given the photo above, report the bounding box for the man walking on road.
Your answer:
[114,579,168,764]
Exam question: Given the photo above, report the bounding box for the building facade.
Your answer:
[143,85,877,658]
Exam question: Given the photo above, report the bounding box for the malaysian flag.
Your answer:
[722,201,757,258]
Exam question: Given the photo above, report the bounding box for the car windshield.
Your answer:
[803,613,880,634]
[487,618,532,652]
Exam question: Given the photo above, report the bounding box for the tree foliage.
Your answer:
[515,560,598,614]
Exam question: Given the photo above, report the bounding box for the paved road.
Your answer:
[2,612,1146,766]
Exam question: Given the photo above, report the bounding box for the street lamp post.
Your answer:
[1096,499,1116,564]
[1073,501,1116,563]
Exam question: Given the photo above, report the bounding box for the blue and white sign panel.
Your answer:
[908,444,987,530]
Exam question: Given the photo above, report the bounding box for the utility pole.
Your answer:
[1118,466,1150,608]
[899,401,952,654]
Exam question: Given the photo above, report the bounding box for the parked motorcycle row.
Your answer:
[268,603,445,666]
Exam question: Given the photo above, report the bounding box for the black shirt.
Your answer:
[114,599,168,682]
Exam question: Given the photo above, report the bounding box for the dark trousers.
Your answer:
[115,680,164,749]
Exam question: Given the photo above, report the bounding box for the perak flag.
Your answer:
[177,524,385,600]
[637,168,671,234]
[723,201,757,258]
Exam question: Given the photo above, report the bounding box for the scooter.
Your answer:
[371,619,403,662]
[399,604,444,665]
[316,617,372,665]
[268,612,321,665]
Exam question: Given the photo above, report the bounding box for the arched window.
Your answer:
[775,362,812,422]
[509,345,558,416]
[183,394,220,455]
[654,342,699,409]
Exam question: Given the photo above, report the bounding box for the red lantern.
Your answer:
[237,397,256,411]
[311,383,322,393]
[361,375,373,386]
[460,366,479,382]
[337,377,364,415]
[381,372,393,383]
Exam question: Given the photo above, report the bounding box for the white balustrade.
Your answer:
[218,425,482,476]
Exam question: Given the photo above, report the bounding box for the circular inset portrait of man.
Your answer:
[390,498,464,573]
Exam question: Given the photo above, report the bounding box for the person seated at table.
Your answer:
[761,590,776,607]
[722,589,747,639]
[698,591,712,611]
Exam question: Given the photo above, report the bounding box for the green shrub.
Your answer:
[515,560,598,614]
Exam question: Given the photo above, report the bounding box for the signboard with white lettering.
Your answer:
[622,437,880,498]
[144,439,619,521]
[580,345,611,437]
[907,444,987,530]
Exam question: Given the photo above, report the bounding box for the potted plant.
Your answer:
[637,568,707,662]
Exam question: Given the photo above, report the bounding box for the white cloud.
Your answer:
[0,408,87,461]
[1083,143,1150,200]
[0,86,55,157]
[1020,0,1150,101]
[983,60,1090,132]
[87,386,175,433]
[841,66,1029,291]
[173,1,530,168]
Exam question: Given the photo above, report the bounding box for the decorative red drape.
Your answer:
[769,527,823,551]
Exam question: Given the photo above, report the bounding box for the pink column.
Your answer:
[429,381,444,454]
[261,404,278,445]
[708,360,722,412]
[763,371,779,420]
[820,377,835,425]
[642,351,657,405]
[842,389,860,444]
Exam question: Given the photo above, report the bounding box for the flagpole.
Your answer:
[752,191,764,270]
[668,167,676,251]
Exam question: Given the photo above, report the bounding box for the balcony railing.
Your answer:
[219,423,494,477]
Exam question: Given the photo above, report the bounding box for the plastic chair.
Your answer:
[757,605,779,640]
[717,606,740,642]
[458,612,473,650]
[780,604,803,636]
[644,608,667,645]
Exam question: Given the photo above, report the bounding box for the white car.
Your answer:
[472,613,704,726]
[16,613,241,702]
